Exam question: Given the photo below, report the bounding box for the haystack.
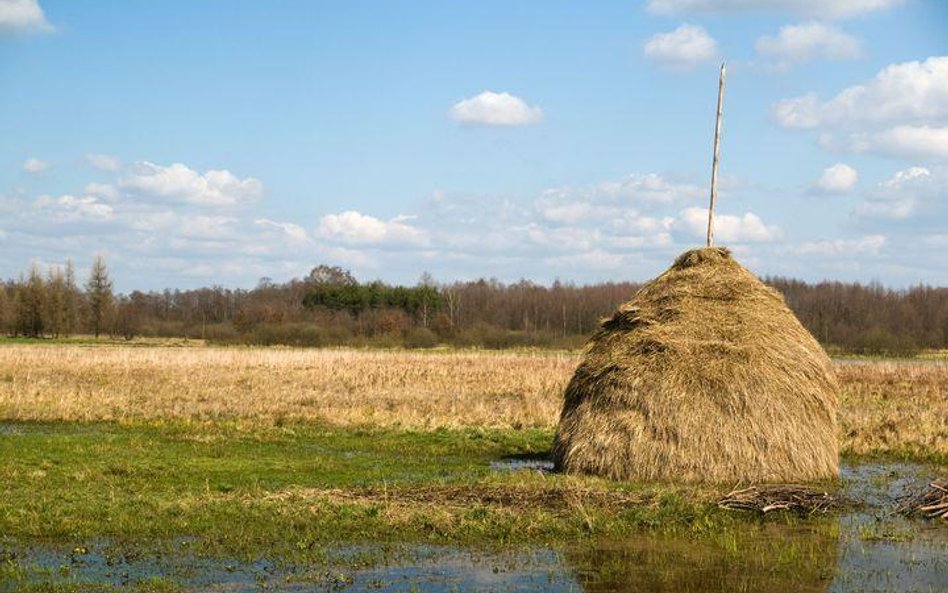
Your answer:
[552,247,838,483]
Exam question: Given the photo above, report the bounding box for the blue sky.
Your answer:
[1,0,946,291]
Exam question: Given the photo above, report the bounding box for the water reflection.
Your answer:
[4,462,948,592]
[567,523,837,593]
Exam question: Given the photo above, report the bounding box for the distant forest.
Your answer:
[2,259,946,355]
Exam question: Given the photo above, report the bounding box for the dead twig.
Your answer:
[896,479,948,521]
[717,484,837,515]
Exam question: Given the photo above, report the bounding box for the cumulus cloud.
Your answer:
[449,91,543,126]
[7,156,938,288]
[855,166,935,221]
[795,235,887,255]
[120,161,264,207]
[83,182,120,201]
[774,57,948,160]
[883,166,932,188]
[130,211,176,232]
[756,22,862,69]
[813,163,858,193]
[255,218,310,244]
[835,126,948,160]
[537,173,704,225]
[178,215,237,240]
[643,24,719,71]
[543,250,627,272]
[0,0,53,34]
[86,153,121,172]
[316,211,429,247]
[645,0,906,20]
[22,157,49,173]
[34,194,114,222]
[773,94,821,128]
[676,207,781,242]
[774,57,948,129]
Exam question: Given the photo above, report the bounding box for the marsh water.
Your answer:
[3,462,947,593]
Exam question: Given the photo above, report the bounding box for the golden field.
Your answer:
[1,344,946,458]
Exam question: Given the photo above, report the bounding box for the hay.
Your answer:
[552,247,839,483]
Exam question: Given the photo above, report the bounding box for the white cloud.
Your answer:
[22,157,49,173]
[86,153,121,172]
[773,93,821,128]
[856,198,915,220]
[646,0,906,20]
[814,163,858,193]
[178,215,237,240]
[316,211,429,247]
[775,57,948,160]
[922,234,948,248]
[543,250,626,271]
[10,157,942,288]
[796,235,887,255]
[539,174,704,217]
[676,207,781,242]
[756,22,862,69]
[883,166,931,188]
[839,126,948,160]
[83,182,120,201]
[34,194,114,222]
[120,161,264,207]
[130,211,176,232]
[0,0,53,34]
[774,56,948,129]
[537,201,597,224]
[255,218,310,244]
[449,91,543,126]
[643,24,719,71]
[855,166,934,220]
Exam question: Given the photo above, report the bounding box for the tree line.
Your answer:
[1,256,114,339]
[2,260,946,355]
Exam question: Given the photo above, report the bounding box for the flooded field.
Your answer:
[3,460,946,593]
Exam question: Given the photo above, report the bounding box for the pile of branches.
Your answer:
[717,484,837,515]
[896,479,948,521]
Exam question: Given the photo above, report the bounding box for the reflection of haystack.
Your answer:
[553,247,838,483]
[565,523,838,593]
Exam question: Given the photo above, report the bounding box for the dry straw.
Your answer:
[552,247,839,483]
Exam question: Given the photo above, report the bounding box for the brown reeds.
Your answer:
[553,247,839,483]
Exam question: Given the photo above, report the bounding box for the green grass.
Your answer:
[0,421,752,558]
[5,420,944,592]
[3,420,942,558]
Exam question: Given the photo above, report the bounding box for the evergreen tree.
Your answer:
[63,259,80,336]
[46,266,67,338]
[15,265,46,338]
[86,255,114,338]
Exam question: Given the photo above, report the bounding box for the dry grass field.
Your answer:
[1,344,946,458]
[0,345,572,429]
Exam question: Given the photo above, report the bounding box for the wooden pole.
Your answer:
[707,62,726,248]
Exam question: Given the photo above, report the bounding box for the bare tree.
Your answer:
[0,282,12,336]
